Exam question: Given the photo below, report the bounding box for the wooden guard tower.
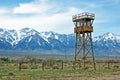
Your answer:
[72,12,96,70]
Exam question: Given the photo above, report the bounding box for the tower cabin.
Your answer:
[72,12,95,34]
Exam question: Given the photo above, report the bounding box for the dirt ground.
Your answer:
[39,71,120,80]
[37,74,120,80]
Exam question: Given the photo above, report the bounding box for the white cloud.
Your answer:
[14,3,38,14]
[13,0,54,14]
[1,0,115,35]
[0,8,9,15]
[0,4,83,34]
[0,0,85,34]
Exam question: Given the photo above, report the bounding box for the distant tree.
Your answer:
[18,55,36,71]
[19,55,36,64]
[37,59,42,63]
[0,57,9,62]
[45,57,56,67]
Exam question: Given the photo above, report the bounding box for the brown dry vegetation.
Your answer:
[0,57,120,80]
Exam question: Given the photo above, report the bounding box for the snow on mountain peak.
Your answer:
[103,32,120,41]
[41,31,59,40]
[103,32,114,39]
[0,28,120,50]
[93,32,120,42]
[0,28,7,35]
[0,28,5,33]
[20,28,31,32]
[19,28,39,39]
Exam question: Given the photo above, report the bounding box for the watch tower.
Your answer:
[72,12,96,70]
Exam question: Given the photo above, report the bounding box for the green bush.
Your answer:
[0,57,9,62]
[8,72,15,76]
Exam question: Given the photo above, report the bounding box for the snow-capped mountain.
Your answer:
[93,32,120,49]
[93,32,120,56]
[41,31,75,50]
[0,28,120,56]
[93,32,120,42]
[0,28,74,50]
[0,28,15,49]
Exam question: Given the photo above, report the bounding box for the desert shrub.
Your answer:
[85,66,89,70]
[8,72,14,76]
[21,64,29,69]
[44,58,56,67]
[52,65,59,69]
[14,63,18,66]
[113,65,119,69]
[104,66,110,69]
[19,55,37,64]
[45,66,50,69]
[31,65,38,69]
[64,64,68,67]
[0,63,4,66]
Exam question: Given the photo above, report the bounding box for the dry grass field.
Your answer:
[0,57,120,80]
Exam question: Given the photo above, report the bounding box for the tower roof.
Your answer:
[72,12,95,22]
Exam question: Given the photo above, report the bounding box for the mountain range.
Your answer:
[0,28,120,56]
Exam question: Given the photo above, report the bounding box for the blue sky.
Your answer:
[0,0,120,36]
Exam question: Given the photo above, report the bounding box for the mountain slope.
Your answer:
[93,32,120,56]
[0,28,120,56]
